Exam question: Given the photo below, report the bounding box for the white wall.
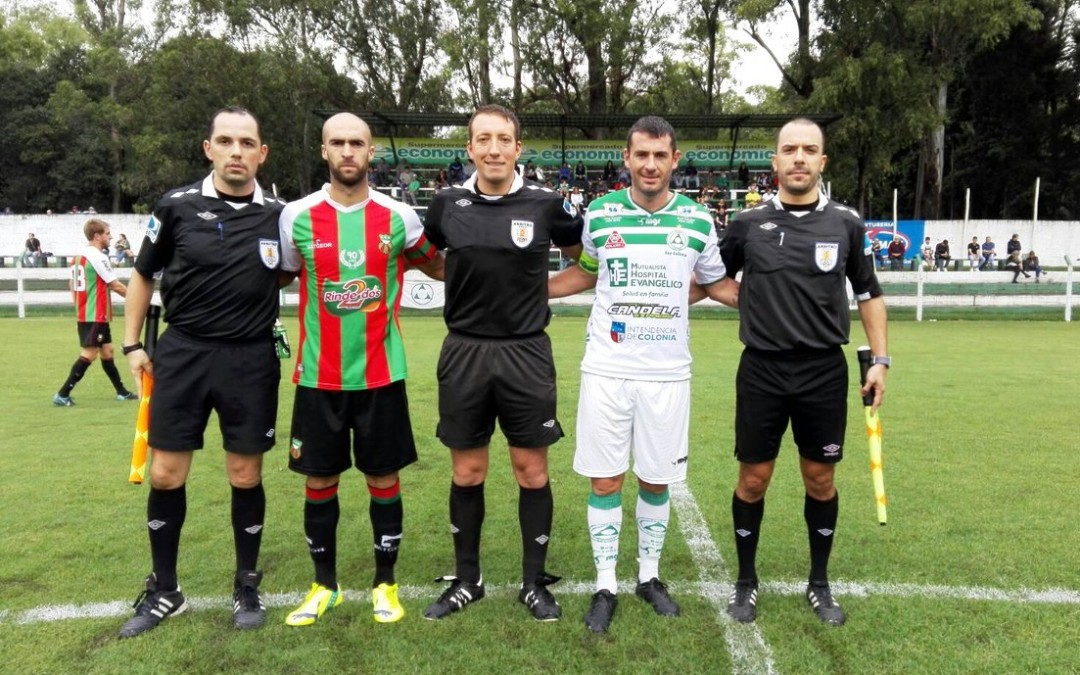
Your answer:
[3,213,1079,264]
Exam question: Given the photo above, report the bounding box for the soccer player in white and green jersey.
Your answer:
[549,116,738,634]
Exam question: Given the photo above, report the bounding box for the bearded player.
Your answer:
[279,113,444,625]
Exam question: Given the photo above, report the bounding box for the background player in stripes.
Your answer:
[421,105,584,622]
[119,106,287,637]
[548,116,739,633]
[52,217,137,406]
[278,112,444,626]
[719,117,889,627]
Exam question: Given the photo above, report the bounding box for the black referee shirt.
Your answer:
[424,173,584,338]
[135,175,286,341]
[720,195,882,352]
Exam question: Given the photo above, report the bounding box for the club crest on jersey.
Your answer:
[815,242,840,272]
[511,219,534,248]
[258,239,280,269]
[339,248,366,269]
[378,233,392,255]
[666,228,688,251]
[290,438,302,460]
[322,276,384,315]
[609,321,626,343]
[605,230,626,248]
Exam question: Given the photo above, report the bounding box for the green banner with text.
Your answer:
[372,138,773,168]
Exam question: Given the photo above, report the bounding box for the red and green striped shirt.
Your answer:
[279,187,436,390]
[71,245,117,322]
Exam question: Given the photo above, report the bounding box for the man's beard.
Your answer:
[331,163,368,187]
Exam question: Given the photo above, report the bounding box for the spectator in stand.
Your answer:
[524,160,539,182]
[1023,251,1046,282]
[376,158,390,187]
[683,159,700,190]
[1006,233,1022,258]
[744,183,762,208]
[616,163,630,186]
[887,237,906,271]
[716,170,730,193]
[737,161,750,188]
[934,239,951,271]
[575,159,588,188]
[463,158,476,179]
[558,161,572,185]
[920,237,935,270]
[570,185,585,214]
[114,233,134,265]
[601,160,616,185]
[979,236,996,270]
[703,167,717,192]
[872,239,885,269]
[435,169,450,190]
[715,198,729,230]
[449,155,465,183]
[404,175,421,206]
[23,232,44,267]
[1005,250,1030,283]
[967,236,981,270]
[397,163,415,195]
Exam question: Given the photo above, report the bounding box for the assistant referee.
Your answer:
[719,117,888,627]
[119,106,286,638]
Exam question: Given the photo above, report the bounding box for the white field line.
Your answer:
[7,577,1080,627]
[670,482,778,675]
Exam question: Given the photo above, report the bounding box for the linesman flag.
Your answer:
[857,346,888,525]
[129,303,161,484]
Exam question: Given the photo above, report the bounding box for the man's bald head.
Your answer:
[322,113,371,143]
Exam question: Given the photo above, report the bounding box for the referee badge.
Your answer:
[511,219,534,248]
[259,239,280,269]
[815,242,839,272]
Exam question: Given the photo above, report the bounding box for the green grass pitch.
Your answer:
[1,314,1078,674]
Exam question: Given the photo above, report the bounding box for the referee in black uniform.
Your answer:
[421,104,583,622]
[119,106,287,637]
[720,118,888,627]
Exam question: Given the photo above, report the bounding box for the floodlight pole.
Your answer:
[1031,177,1040,254]
[892,189,898,238]
[961,188,970,254]
[1065,256,1074,323]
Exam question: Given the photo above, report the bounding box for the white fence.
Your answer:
[5,262,1076,321]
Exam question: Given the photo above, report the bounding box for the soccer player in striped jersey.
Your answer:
[279,113,444,626]
[53,218,136,406]
[548,116,738,633]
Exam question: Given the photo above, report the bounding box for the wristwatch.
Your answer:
[122,342,144,355]
[871,355,891,369]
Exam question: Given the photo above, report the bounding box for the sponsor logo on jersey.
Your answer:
[410,282,434,305]
[608,303,681,319]
[339,248,366,269]
[145,215,161,243]
[666,229,688,251]
[322,276,385,315]
[644,217,661,226]
[606,258,629,287]
[676,205,695,216]
[605,230,626,248]
[760,222,778,230]
[290,437,302,459]
[196,211,217,221]
[823,443,841,457]
[815,242,839,272]
[455,198,471,207]
[672,455,688,466]
[604,203,622,215]
[511,219,534,248]
[610,321,626,343]
[258,239,280,269]
[378,233,392,255]
[312,239,333,249]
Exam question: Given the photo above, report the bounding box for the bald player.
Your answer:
[278,113,444,625]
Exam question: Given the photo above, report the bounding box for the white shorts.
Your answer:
[573,372,691,484]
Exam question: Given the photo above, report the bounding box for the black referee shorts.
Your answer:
[149,329,280,454]
[288,381,418,477]
[77,321,111,348]
[734,347,848,464]
[436,332,563,450]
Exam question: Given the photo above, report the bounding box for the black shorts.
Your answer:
[288,381,418,477]
[436,332,563,450]
[734,347,848,464]
[77,322,111,348]
[149,329,280,454]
